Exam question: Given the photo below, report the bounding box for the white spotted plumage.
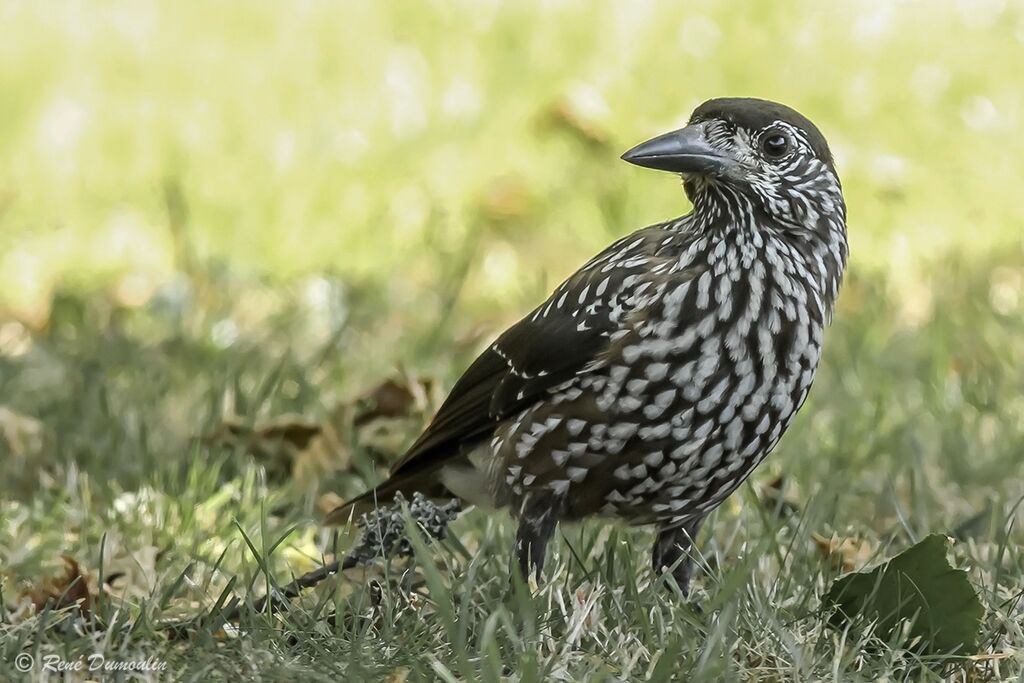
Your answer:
[484,110,847,526]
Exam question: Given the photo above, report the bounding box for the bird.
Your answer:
[328,97,848,597]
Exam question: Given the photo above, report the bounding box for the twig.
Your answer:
[161,493,460,638]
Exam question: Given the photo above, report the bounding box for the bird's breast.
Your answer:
[491,249,830,524]
[585,286,824,517]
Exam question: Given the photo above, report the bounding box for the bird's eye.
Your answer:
[762,133,790,159]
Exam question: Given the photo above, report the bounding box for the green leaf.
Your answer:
[824,534,983,657]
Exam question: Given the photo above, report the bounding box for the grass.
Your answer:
[1,249,1023,680]
[1,1,1024,680]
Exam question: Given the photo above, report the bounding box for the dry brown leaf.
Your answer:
[812,533,875,572]
[352,376,433,427]
[294,423,351,483]
[337,374,436,468]
[200,410,353,488]
[220,413,322,449]
[22,556,93,616]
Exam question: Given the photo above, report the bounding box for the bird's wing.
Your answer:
[388,226,677,482]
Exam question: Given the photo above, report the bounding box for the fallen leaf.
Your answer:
[812,533,875,572]
[297,423,351,483]
[204,413,339,483]
[221,413,322,449]
[22,556,93,617]
[352,376,433,428]
[340,374,436,467]
[825,534,983,657]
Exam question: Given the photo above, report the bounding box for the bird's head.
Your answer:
[622,97,844,233]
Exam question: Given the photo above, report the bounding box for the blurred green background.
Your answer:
[1,0,1021,331]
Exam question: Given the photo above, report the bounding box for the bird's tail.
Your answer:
[323,469,450,525]
[324,454,494,525]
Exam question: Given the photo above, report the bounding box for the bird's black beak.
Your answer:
[621,124,735,177]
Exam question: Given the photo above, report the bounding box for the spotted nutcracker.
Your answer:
[328,97,848,595]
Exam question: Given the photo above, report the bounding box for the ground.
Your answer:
[3,250,1023,680]
[1,1,1024,681]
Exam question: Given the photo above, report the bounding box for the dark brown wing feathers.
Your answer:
[326,227,673,522]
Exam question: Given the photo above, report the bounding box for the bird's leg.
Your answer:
[652,514,706,596]
[514,493,563,583]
